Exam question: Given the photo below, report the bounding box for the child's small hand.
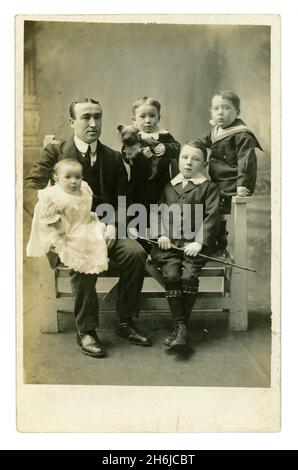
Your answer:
[237,186,250,197]
[184,242,203,257]
[154,143,166,156]
[158,236,172,250]
[143,147,153,158]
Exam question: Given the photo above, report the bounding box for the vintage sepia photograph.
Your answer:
[17,14,280,432]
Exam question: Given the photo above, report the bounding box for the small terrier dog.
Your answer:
[117,124,161,180]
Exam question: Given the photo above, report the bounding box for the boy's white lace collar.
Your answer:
[171,173,207,188]
[139,128,168,140]
[74,135,98,154]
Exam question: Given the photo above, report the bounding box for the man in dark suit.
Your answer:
[24,98,152,358]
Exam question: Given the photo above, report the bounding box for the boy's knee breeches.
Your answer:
[151,247,206,289]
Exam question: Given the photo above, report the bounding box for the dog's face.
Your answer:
[117,124,143,163]
[117,124,141,146]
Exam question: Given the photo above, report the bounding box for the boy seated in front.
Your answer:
[151,139,220,351]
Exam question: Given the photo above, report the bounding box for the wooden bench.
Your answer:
[38,136,251,333]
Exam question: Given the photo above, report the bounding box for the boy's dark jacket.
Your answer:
[129,132,180,207]
[202,118,262,195]
[156,179,220,252]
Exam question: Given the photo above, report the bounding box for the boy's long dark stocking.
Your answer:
[165,281,184,322]
[183,294,197,325]
[182,280,198,325]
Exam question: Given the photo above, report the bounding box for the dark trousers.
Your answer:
[70,271,99,333]
[70,239,147,333]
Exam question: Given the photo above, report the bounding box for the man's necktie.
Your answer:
[82,145,91,172]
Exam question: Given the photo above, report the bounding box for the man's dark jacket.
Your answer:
[24,136,128,216]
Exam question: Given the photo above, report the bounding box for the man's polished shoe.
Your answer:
[115,322,152,346]
[77,330,106,358]
[169,321,190,350]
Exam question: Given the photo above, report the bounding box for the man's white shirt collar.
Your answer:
[74,136,98,166]
[74,135,98,154]
[171,172,207,188]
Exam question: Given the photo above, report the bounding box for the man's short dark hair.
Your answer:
[182,139,208,161]
[69,98,101,119]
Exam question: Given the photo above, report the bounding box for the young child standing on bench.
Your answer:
[151,140,220,351]
[27,158,109,275]
[202,90,262,251]
[120,96,181,210]
[118,96,181,250]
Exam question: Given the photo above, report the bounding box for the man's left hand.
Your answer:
[128,227,138,239]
